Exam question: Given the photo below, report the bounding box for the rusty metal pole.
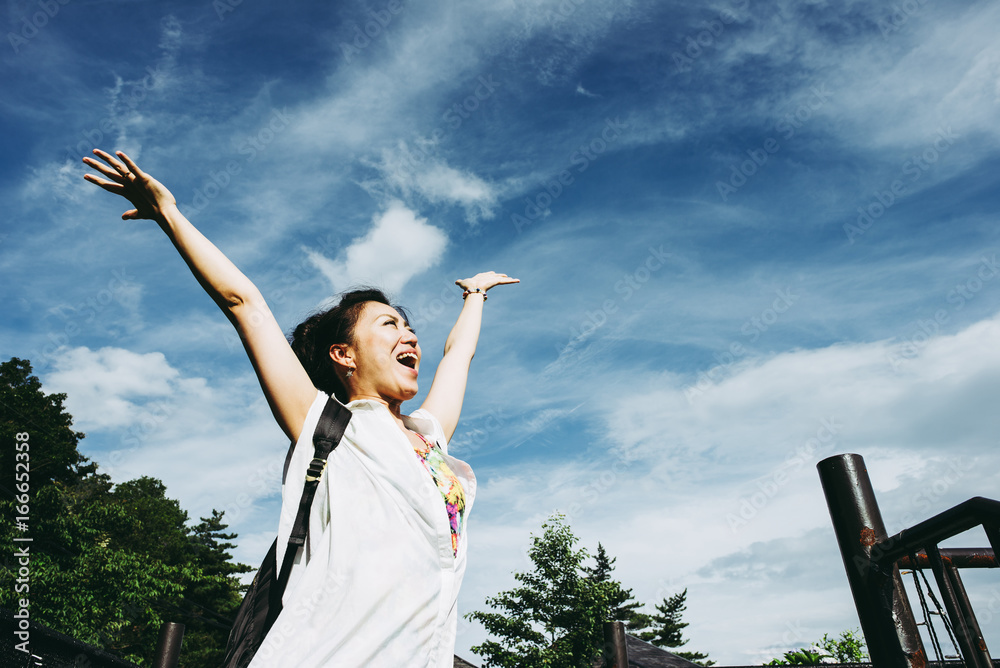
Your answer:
[945,560,993,666]
[925,546,992,668]
[153,621,185,668]
[817,454,926,668]
[603,621,629,668]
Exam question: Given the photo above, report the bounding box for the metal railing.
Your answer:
[818,454,999,668]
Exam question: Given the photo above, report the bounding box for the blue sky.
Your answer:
[3,0,1000,663]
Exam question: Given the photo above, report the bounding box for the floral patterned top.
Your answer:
[412,432,466,556]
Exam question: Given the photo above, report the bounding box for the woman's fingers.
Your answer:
[83,157,126,183]
[82,172,126,194]
[89,148,130,175]
[454,272,521,291]
[116,151,145,178]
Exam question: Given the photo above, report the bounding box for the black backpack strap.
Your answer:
[270,396,352,618]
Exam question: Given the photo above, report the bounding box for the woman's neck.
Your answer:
[349,391,404,418]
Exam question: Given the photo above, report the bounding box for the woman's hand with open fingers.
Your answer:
[455,271,520,294]
[83,150,177,222]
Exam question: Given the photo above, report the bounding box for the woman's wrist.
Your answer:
[156,201,186,228]
[462,288,487,301]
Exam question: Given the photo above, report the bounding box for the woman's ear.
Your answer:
[329,343,353,372]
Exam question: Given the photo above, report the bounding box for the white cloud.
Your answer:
[365,143,500,224]
[42,346,288,556]
[46,346,185,429]
[305,202,448,293]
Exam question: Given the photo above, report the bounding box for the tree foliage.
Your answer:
[638,589,714,665]
[583,543,650,633]
[764,629,868,665]
[467,515,713,668]
[466,515,628,667]
[0,357,251,666]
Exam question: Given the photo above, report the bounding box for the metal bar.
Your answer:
[153,621,185,668]
[899,548,997,570]
[602,621,629,668]
[984,523,1000,558]
[926,544,987,668]
[873,497,1000,566]
[946,561,992,666]
[817,454,926,668]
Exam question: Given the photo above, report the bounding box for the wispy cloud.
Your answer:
[363,143,500,224]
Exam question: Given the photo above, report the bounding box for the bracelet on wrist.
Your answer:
[462,288,487,301]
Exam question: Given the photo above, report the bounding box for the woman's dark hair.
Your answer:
[289,287,410,403]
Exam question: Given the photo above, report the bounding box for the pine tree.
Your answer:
[583,543,651,634]
[639,589,714,666]
[467,516,626,668]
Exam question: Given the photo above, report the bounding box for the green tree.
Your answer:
[583,543,650,634]
[819,629,867,663]
[1,357,95,492]
[638,589,714,666]
[764,629,867,665]
[764,648,830,665]
[0,357,250,667]
[466,515,627,668]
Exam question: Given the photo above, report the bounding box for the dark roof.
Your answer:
[454,655,479,667]
[625,634,703,668]
[1,607,138,668]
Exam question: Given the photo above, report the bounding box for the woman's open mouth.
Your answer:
[396,351,418,370]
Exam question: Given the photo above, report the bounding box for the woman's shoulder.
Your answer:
[405,408,448,447]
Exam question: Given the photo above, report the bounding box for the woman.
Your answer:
[82,149,518,667]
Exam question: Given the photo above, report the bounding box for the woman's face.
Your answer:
[343,301,421,403]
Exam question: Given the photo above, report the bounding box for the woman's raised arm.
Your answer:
[420,272,518,441]
[83,150,317,441]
